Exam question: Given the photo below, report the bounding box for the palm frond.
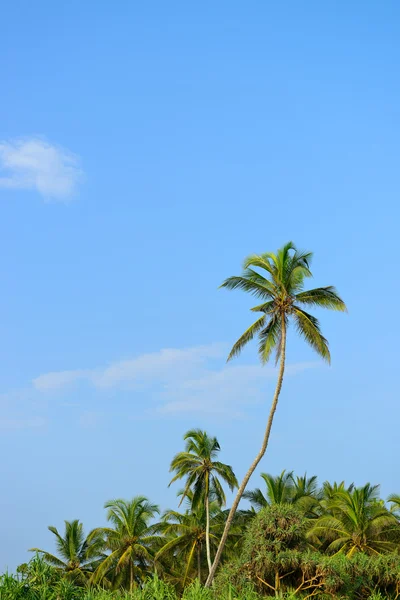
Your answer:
[220,276,274,299]
[250,300,274,313]
[295,286,347,311]
[243,488,268,510]
[292,306,330,363]
[258,315,282,364]
[212,461,238,491]
[243,254,276,277]
[227,315,266,362]
[28,551,67,569]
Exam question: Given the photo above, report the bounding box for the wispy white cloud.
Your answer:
[0,137,83,200]
[33,369,90,391]
[0,416,46,431]
[33,343,226,391]
[32,343,318,417]
[156,361,318,416]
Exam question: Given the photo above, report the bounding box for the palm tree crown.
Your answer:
[169,429,238,509]
[89,496,159,590]
[30,520,103,582]
[244,470,294,510]
[309,484,398,556]
[221,241,346,364]
[244,471,321,518]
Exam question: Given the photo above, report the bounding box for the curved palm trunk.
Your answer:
[205,475,212,573]
[205,319,287,587]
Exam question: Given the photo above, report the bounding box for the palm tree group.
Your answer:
[28,242,359,593]
[30,470,400,594]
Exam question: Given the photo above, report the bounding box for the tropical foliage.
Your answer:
[5,464,400,600]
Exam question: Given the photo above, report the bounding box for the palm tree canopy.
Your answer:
[244,471,321,518]
[169,429,238,509]
[220,241,346,364]
[89,496,160,588]
[244,470,294,509]
[155,499,223,586]
[309,483,398,556]
[30,520,103,577]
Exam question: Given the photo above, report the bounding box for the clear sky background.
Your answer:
[0,0,399,571]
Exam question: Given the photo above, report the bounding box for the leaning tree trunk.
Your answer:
[205,475,212,573]
[205,318,287,587]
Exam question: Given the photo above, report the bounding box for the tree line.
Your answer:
[5,454,400,598]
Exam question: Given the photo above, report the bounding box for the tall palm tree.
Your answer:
[30,520,103,584]
[309,484,398,556]
[169,429,238,574]
[89,496,159,590]
[205,242,346,585]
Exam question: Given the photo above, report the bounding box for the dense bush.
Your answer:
[214,505,400,599]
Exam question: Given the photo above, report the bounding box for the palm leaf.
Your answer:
[295,286,346,311]
[292,306,330,363]
[258,315,282,364]
[220,276,274,299]
[227,314,266,361]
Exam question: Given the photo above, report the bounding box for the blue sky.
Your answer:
[0,0,399,571]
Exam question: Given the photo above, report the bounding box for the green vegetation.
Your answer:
[5,242,396,598]
[4,473,400,599]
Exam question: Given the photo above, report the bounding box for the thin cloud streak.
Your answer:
[31,343,319,417]
[32,343,227,391]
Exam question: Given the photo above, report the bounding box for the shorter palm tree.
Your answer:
[156,492,241,588]
[244,470,294,510]
[169,429,238,573]
[321,480,354,503]
[291,473,322,518]
[156,502,219,586]
[89,496,159,590]
[309,483,398,556]
[244,471,321,518]
[30,520,103,583]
